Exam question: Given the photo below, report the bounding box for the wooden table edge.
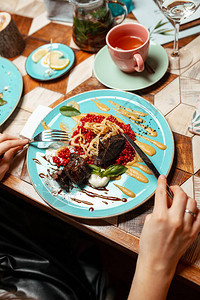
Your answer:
[2,174,200,287]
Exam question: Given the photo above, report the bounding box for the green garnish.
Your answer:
[89,164,102,175]
[149,20,173,38]
[89,164,127,178]
[0,98,7,106]
[73,6,113,51]
[102,164,128,177]
[59,105,80,117]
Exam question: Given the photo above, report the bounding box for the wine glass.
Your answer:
[156,0,200,70]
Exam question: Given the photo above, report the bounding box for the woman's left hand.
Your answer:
[0,133,29,181]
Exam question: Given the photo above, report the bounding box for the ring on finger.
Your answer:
[185,209,196,218]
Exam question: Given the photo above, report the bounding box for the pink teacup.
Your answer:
[106,23,150,73]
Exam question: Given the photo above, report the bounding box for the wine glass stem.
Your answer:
[172,21,180,57]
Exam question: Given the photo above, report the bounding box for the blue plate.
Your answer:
[0,57,23,126]
[25,43,75,81]
[27,89,174,219]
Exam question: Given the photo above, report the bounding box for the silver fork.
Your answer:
[29,130,69,144]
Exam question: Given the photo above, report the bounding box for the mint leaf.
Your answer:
[59,106,80,117]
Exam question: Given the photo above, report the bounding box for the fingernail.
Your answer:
[160,174,166,180]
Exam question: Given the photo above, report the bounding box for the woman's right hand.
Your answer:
[128,175,200,300]
[0,133,29,181]
[138,175,200,275]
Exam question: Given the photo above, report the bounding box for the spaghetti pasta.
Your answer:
[71,117,123,159]
[53,113,136,167]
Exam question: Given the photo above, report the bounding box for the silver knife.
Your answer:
[122,132,174,199]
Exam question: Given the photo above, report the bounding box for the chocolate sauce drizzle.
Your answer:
[81,189,127,202]
[39,173,46,178]
[70,197,93,206]
[32,158,41,165]
[33,156,127,208]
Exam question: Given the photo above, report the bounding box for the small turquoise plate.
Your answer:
[0,57,23,126]
[27,89,174,219]
[25,43,75,81]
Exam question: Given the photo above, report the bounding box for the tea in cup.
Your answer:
[106,23,150,73]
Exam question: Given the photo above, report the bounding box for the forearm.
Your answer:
[127,257,175,300]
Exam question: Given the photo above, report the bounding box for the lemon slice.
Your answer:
[50,58,70,70]
[43,50,64,65]
[43,50,69,70]
[32,48,49,63]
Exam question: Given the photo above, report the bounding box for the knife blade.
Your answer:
[122,132,173,199]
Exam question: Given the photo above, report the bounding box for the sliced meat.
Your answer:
[95,134,125,166]
[64,153,91,185]
[51,169,72,192]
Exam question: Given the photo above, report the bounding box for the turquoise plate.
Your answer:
[27,89,174,219]
[94,41,169,91]
[25,43,75,81]
[0,57,23,126]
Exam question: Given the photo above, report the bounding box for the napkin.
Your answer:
[20,105,52,139]
[188,98,200,135]
[43,0,73,23]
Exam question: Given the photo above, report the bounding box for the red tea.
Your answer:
[113,35,144,50]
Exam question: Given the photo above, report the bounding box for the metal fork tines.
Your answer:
[29,130,69,143]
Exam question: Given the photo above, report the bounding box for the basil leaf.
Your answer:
[0,99,7,106]
[59,106,80,117]
[102,164,128,178]
[89,164,127,178]
[89,164,102,176]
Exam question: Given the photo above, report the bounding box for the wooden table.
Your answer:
[1,3,200,288]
